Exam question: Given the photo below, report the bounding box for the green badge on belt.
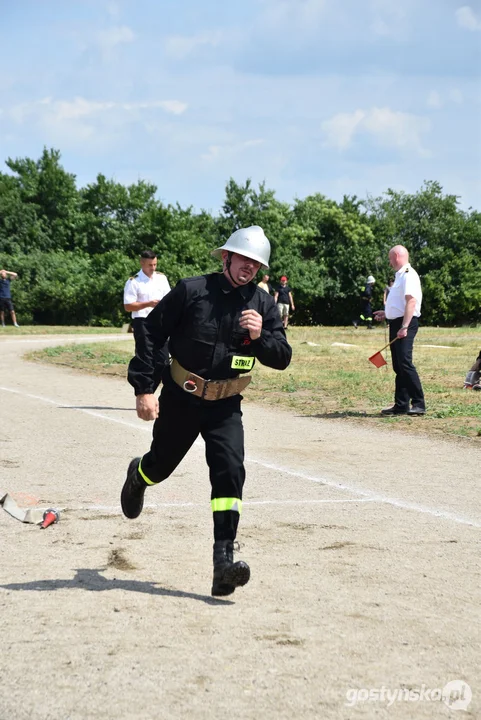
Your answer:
[231,356,254,370]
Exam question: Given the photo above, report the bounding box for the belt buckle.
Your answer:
[183,379,198,393]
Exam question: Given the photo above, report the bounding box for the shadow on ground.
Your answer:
[301,411,376,419]
[0,568,233,605]
[59,406,136,411]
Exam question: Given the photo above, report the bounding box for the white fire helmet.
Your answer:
[367,275,375,284]
[212,225,271,269]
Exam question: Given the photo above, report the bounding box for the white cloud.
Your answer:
[8,97,52,123]
[427,90,443,108]
[54,98,116,120]
[164,32,222,59]
[201,138,265,162]
[261,0,326,31]
[152,100,187,115]
[449,88,464,104]
[370,0,406,37]
[2,96,187,151]
[427,88,464,108]
[321,109,366,150]
[455,6,481,31]
[107,1,120,19]
[121,100,188,115]
[6,96,187,124]
[201,145,222,161]
[363,108,430,153]
[97,25,136,52]
[322,107,430,155]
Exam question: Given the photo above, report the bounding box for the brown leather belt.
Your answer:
[170,359,251,401]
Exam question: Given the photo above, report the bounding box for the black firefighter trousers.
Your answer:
[138,382,245,542]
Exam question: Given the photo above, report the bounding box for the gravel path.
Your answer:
[0,335,479,719]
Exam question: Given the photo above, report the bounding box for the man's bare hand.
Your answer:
[239,309,263,340]
[136,394,159,421]
[373,310,386,322]
[149,299,160,308]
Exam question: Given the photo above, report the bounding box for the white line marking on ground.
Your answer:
[1,385,480,529]
[246,457,481,528]
[0,335,129,344]
[67,408,152,432]
[0,388,152,433]
[0,388,62,405]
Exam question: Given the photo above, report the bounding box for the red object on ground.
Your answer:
[368,351,387,368]
[40,509,60,529]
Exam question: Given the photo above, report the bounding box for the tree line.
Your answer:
[0,147,479,326]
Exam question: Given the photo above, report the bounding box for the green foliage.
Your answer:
[79,174,162,256]
[5,148,80,252]
[0,151,480,326]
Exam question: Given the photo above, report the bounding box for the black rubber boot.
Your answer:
[121,457,146,519]
[211,540,250,597]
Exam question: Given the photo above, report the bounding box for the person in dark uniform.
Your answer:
[374,245,426,416]
[353,275,375,329]
[121,226,292,597]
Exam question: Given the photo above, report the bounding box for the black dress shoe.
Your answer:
[407,406,426,415]
[381,406,408,416]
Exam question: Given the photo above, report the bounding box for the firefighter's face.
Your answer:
[222,252,261,286]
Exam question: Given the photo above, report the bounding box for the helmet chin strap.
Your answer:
[225,251,244,287]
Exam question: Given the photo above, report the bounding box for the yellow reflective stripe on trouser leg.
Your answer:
[138,457,157,486]
[211,497,243,514]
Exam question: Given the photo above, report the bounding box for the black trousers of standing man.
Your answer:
[389,317,425,410]
[137,380,245,542]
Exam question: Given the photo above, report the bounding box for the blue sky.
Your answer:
[1,0,480,211]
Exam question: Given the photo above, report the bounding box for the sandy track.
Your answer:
[0,335,479,719]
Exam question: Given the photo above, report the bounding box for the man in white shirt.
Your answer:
[124,250,171,391]
[373,245,426,416]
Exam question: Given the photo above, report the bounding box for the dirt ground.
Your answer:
[0,334,479,720]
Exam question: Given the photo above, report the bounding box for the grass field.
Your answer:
[26,325,481,440]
